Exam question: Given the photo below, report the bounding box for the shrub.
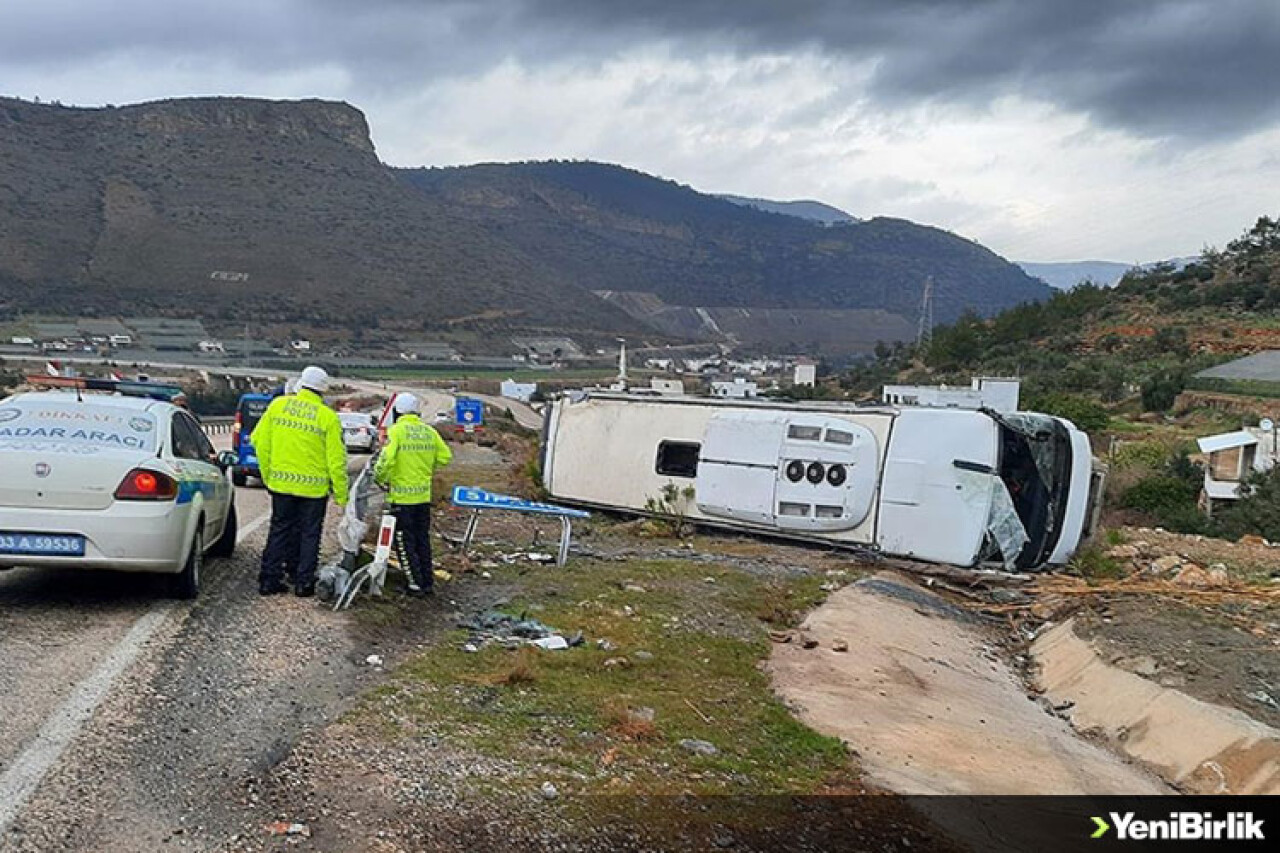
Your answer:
[1214,468,1280,542]
[1118,451,1206,533]
[1026,392,1110,433]
[1140,369,1186,412]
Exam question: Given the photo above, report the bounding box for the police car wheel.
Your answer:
[209,504,237,558]
[172,529,203,600]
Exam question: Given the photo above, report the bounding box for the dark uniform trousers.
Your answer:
[260,492,328,588]
[389,503,433,590]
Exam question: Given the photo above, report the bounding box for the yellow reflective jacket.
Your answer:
[374,413,452,505]
[250,389,349,504]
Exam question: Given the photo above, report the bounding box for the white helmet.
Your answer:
[394,393,420,415]
[298,365,329,393]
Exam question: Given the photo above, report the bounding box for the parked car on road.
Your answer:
[340,411,378,453]
[0,386,238,597]
[230,392,274,486]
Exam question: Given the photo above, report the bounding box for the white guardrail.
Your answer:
[202,416,235,436]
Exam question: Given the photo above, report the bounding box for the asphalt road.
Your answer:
[0,454,386,852]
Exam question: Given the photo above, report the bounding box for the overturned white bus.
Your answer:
[540,393,1105,570]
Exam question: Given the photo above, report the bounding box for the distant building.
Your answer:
[710,378,759,398]
[511,336,583,364]
[1197,425,1279,515]
[198,340,225,353]
[290,340,311,353]
[398,340,460,362]
[882,377,1020,413]
[500,379,538,403]
[108,334,134,347]
[793,359,817,387]
[649,378,685,395]
[10,336,34,347]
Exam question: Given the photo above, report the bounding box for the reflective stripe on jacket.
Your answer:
[250,389,349,504]
[374,413,452,505]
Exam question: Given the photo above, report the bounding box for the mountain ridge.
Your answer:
[0,96,1051,352]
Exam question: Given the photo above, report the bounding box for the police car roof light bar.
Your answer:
[26,374,185,402]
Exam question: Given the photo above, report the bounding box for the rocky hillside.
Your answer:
[0,97,634,336]
[398,161,1051,327]
[0,96,1050,348]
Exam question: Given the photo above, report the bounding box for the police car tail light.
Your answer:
[114,469,179,501]
[231,411,242,445]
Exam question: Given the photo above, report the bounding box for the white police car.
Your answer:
[0,387,237,598]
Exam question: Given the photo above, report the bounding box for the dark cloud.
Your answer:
[500,0,1280,140]
[2,1,1277,141]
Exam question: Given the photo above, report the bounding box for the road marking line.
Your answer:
[237,510,271,542]
[0,509,270,836]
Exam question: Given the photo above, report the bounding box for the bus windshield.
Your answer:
[995,413,1073,569]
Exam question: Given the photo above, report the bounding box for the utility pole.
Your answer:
[916,276,934,348]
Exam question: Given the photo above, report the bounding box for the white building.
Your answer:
[710,378,759,398]
[10,336,34,346]
[290,339,311,352]
[500,379,538,403]
[198,340,225,353]
[107,334,133,347]
[649,378,685,396]
[882,377,1020,413]
[1197,424,1279,515]
[793,360,817,387]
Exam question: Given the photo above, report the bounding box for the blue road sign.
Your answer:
[455,397,484,428]
[451,486,590,518]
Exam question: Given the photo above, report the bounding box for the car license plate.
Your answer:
[0,532,86,556]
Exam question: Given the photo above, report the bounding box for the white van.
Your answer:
[541,393,1105,570]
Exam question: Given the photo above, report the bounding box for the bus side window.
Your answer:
[655,441,700,478]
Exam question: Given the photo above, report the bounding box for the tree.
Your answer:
[1215,468,1280,542]
[1140,369,1186,412]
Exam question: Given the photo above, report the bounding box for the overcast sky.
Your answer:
[3,0,1278,262]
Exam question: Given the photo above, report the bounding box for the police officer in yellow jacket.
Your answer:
[374,393,452,596]
[251,366,348,597]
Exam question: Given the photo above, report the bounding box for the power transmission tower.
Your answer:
[916,276,934,348]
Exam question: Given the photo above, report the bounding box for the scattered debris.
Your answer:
[265,822,310,838]
[685,698,713,724]
[623,583,648,593]
[365,654,384,667]
[799,633,819,650]
[832,639,849,653]
[459,611,585,651]
[540,781,559,800]
[596,638,617,652]
[1247,691,1279,711]
[633,650,654,661]
[679,738,718,756]
[603,657,631,669]
[768,630,794,644]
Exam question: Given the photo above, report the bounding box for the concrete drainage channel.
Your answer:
[1032,619,1280,794]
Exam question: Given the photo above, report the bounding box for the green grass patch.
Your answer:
[1069,542,1125,582]
[349,556,852,795]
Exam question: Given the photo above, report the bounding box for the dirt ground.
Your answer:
[1073,596,1280,729]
